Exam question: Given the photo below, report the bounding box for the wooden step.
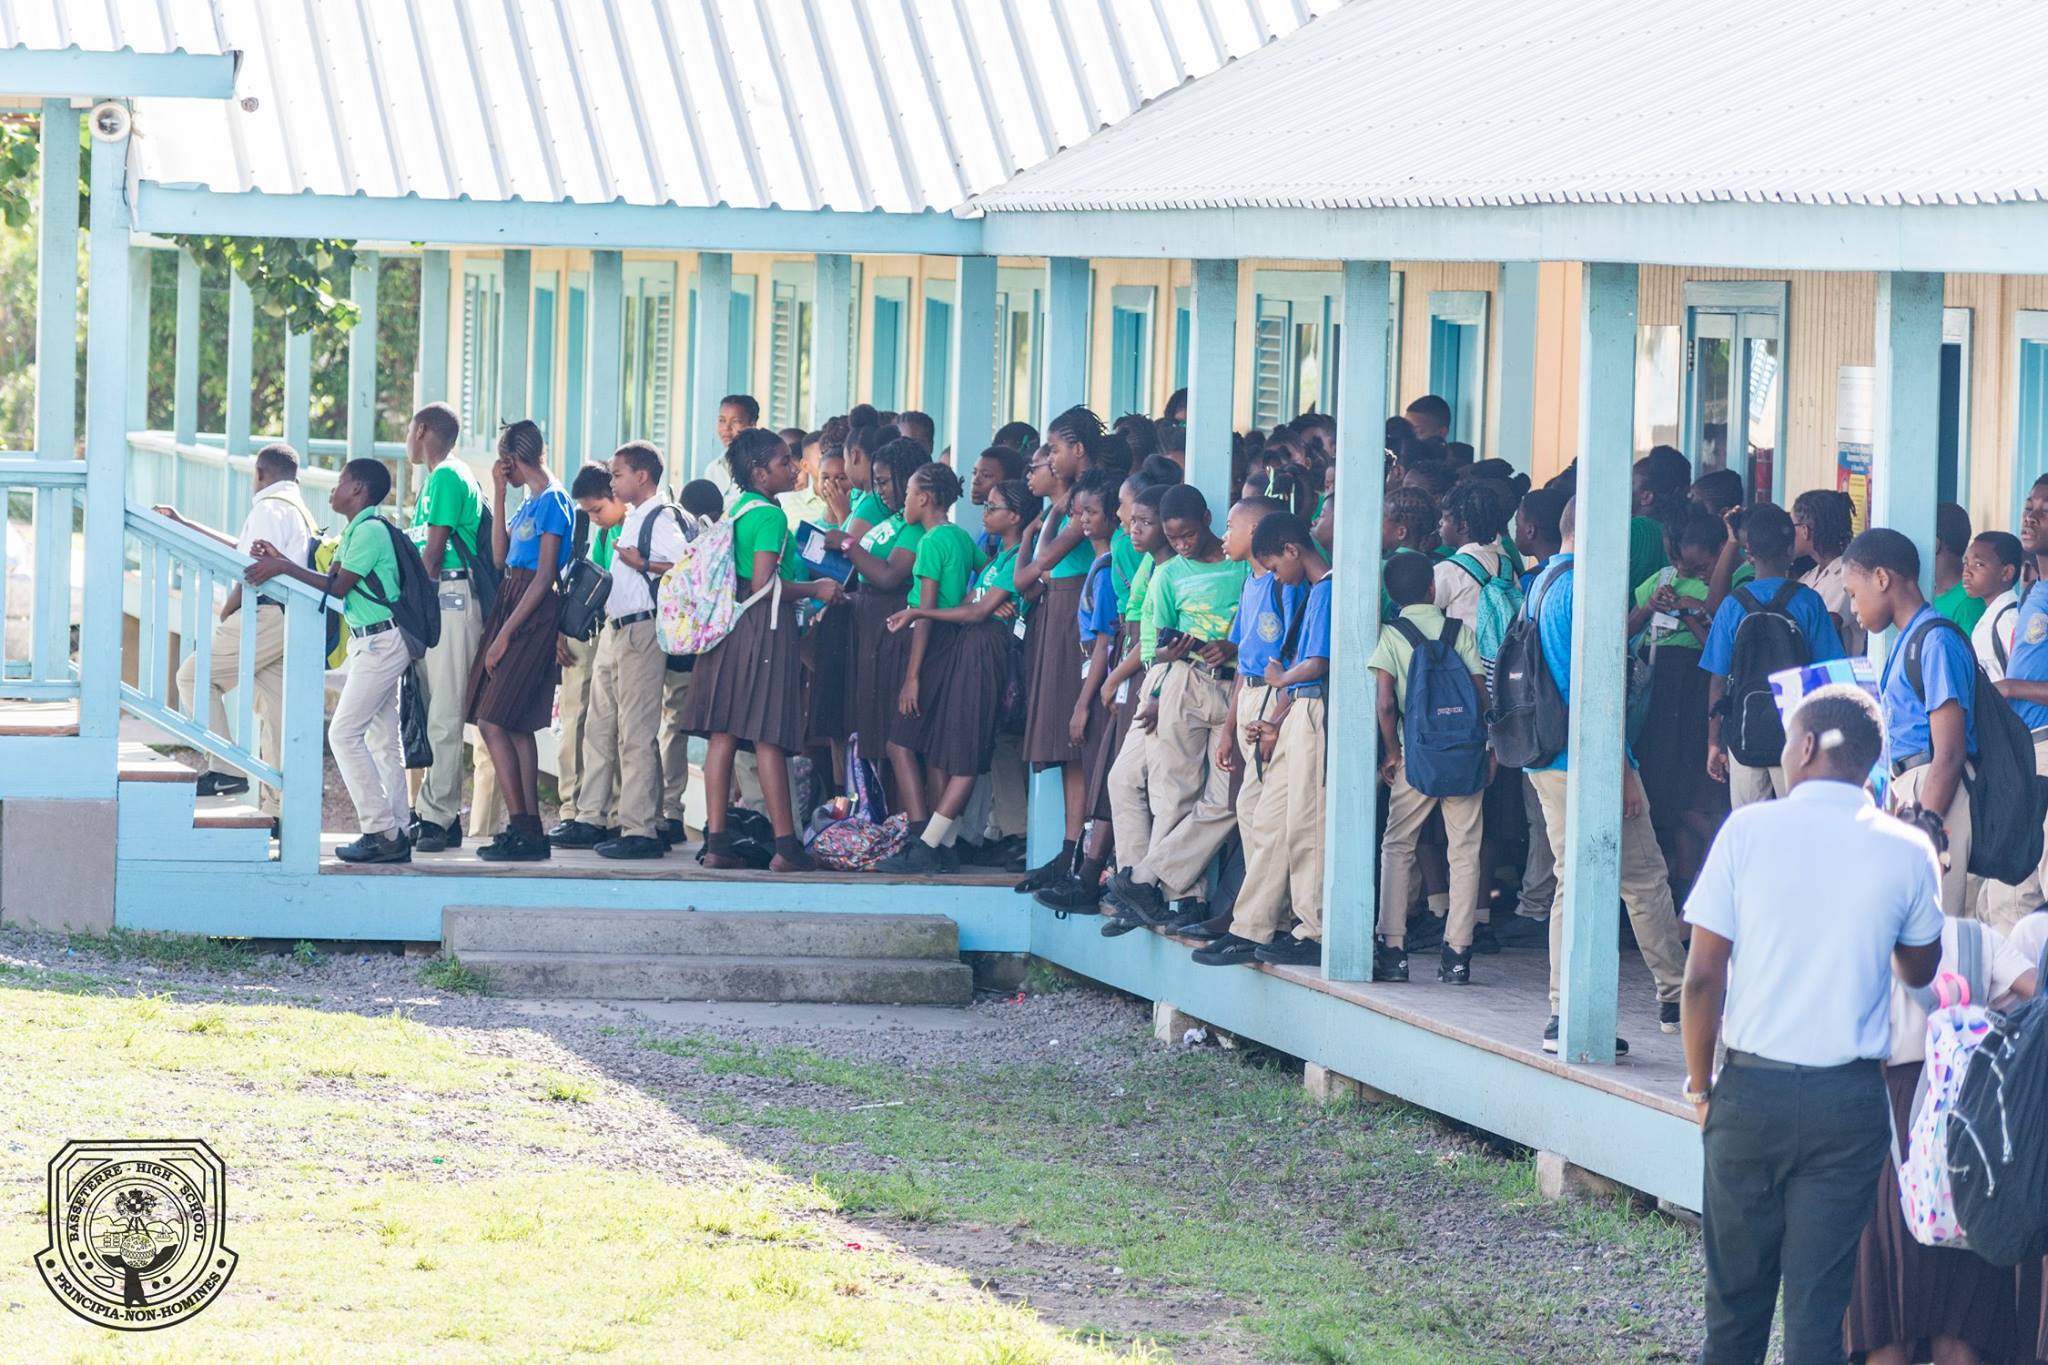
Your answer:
[118,741,201,783]
[0,700,81,737]
[194,802,273,831]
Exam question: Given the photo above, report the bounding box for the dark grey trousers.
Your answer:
[1699,1055,1890,1365]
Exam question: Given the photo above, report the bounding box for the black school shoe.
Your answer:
[1372,941,1410,983]
[595,834,666,860]
[1099,910,1144,938]
[1659,1001,1681,1033]
[1438,945,1473,986]
[478,830,551,863]
[1255,933,1322,967]
[655,817,686,848]
[196,771,249,798]
[549,820,613,849]
[1034,875,1101,916]
[1104,870,1173,926]
[1541,1016,1629,1056]
[1014,851,1071,894]
[1192,933,1264,966]
[1469,921,1501,955]
[335,831,410,864]
[412,818,459,854]
[877,840,943,875]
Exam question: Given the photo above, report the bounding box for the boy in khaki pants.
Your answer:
[546,463,626,844]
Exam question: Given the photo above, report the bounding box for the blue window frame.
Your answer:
[1109,285,1154,419]
[1940,307,1972,507]
[2015,311,2048,532]
[684,271,757,445]
[621,262,676,449]
[1426,289,1489,451]
[1250,270,1338,429]
[1682,280,1786,503]
[922,279,953,448]
[564,272,586,466]
[458,260,503,451]
[995,266,1045,428]
[870,276,910,411]
[1173,286,1190,396]
[531,276,557,466]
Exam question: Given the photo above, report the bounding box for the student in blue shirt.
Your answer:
[1700,502,1846,806]
[1509,487,1570,925]
[1986,473,2048,930]
[1843,527,1977,917]
[466,420,572,862]
[1523,496,1690,1054]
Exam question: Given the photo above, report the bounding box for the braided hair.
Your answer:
[990,477,1041,527]
[725,427,786,495]
[497,418,546,469]
[910,460,963,512]
[1047,405,1105,446]
[873,437,931,513]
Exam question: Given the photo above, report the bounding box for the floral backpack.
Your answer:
[655,510,780,657]
[1897,929,1995,1250]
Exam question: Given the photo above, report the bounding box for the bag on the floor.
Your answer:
[447,504,503,616]
[1948,945,2048,1265]
[655,510,778,658]
[1902,612,2047,885]
[557,510,611,642]
[1390,617,1487,797]
[807,813,911,872]
[1487,564,1571,770]
[1720,582,1810,768]
[398,663,433,770]
[1444,550,1523,664]
[347,517,442,661]
[1897,969,1995,1251]
[846,735,888,823]
[693,807,775,870]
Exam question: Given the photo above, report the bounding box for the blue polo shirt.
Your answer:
[1697,576,1846,676]
[1284,576,1333,695]
[1879,604,1979,767]
[2005,583,2048,730]
[1229,570,1305,680]
[1077,553,1120,644]
[505,482,573,571]
[1528,554,1589,774]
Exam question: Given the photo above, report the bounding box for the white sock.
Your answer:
[922,813,955,849]
[940,820,961,848]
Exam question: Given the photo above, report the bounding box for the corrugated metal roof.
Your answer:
[128,0,1348,215]
[974,0,2048,213]
[0,0,224,56]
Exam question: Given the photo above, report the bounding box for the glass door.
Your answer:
[1684,282,1787,503]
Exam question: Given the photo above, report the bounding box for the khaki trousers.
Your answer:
[1107,666,1167,867]
[1133,663,1235,901]
[329,627,411,837]
[415,584,481,829]
[555,634,602,825]
[1888,762,1974,919]
[1234,695,1327,940]
[470,737,502,837]
[581,619,668,839]
[1527,767,1688,1011]
[661,668,693,821]
[1982,734,2048,933]
[1519,773,1556,916]
[176,603,287,816]
[1225,684,1288,941]
[1380,765,1486,951]
[1728,758,1786,809]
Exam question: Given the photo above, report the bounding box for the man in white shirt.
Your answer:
[153,443,316,816]
[1681,684,1943,1365]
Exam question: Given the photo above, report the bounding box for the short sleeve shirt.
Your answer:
[587,522,619,573]
[1229,571,1304,679]
[1529,555,1577,773]
[1697,577,1847,676]
[972,545,1024,621]
[1044,511,1097,581]
[847,489,890,531]
[505,481,572,571]
[1109,529,1144,615]
[859,514,926,586]
[1631,570,1710,653]
[1973,589,2020,682]
[1628,516,1670,594]
[238,482,317,562]
[1128,555,1161,664]
[1284,576,1333,696]
[1145,556,1250,643]
[1078,553,1120,642]
[411,459,484,571]
[609,499,689,615]
[336,507,401,629]
[1367,603,1483,713]
[731,493,800,584]
[2003,582,2048,729]
[1880,605,1980,765]
[1935,580,1988,636]
[909,523,977,610]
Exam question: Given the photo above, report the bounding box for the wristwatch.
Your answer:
[1681,1078,1711,1105]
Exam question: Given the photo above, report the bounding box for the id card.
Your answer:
[1115,677,1132,705]
[439,587,469,613]
[1081,655,1093,681]
[1013,615,1029,641]
[1650,610,1679,636]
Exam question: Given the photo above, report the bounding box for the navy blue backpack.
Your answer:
[1390,616,1489,797]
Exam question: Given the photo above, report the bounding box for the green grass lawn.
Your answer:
[0,963,1144,1363]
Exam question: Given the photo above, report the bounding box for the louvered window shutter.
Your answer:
[1252,297,1291,429]
[649,287,674,450]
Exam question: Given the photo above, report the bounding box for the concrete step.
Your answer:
[442,907,963,961]
[456,950,975,1006]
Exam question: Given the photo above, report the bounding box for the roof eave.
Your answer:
[0,47,237,100]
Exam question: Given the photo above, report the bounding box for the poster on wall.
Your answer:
[1837,366,1875,533]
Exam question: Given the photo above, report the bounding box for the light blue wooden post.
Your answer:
[1023,256,1091,868]
[1872,272,1945,593]
[79,127,132,752]
[584,250,624,460]
[947,255,997,536]
[1496,262,1541,473]
[172,251,200,447]
[1557,262,1638,1066]
[499,249,531,424]
[812,253,854,424]
[1187,259,1238,510]
[692,251,733,477]
[1323,260,1391,983]
[417,249,451,404]
[283,329,311,453]
[347,253,380,469]
[278,591,325,869]
[224,273,254,526]
[125,247,152,435]
[35,101,79,462]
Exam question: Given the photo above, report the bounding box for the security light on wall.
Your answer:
[89,102,131,142]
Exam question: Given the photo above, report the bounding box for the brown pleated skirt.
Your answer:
[465,568,561,733]
[674,587,805,753]
[1844,1062,2021,1361]
[1022,575,1087,767]
[917,617,1008,777]
[804,590,856,744]
[850,586,905,748]
[884,621,959,752]
[1087,622,1143,821]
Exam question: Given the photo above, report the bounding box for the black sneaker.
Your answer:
[1172,916,1230,943]
[595,834,666,860]
[1659,1001,1681,1034]
[412,819,456,854]
[1099,911,1144,938]
[935,842,962,874]
[1034,875,1101,916]
[1104,869,1171,925]
[1167,899,1209,927]
[1438,945,1473,986]
[655,817,686,848]
[478,830,551,863]
[1014,850,1072,894]
[335,830,410,864]
[1255,933,1322,967]
[876,840,943,875]
[549,819,611,849]
[1542,1016,1629,1056]
[1192,933,1264,966]
[1469,922,1501,955]
[196,771,249,798]
[1372,941,1409,983]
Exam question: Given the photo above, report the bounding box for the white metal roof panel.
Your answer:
[128,0,1348,214]
[0,0,223,55]
[974,0,2048,213]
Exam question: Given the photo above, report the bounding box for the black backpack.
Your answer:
[446,505,503,616]
[556,510,612,643]
[1949,960,2048,1266]
[1902,612,2048,885]
[1720,582,1812,768]
[349,517,442,661]
[1487,564,1571,770]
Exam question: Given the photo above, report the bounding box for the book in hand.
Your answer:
[796,520,855,585]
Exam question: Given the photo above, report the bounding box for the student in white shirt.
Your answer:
[1681,684,1942,1365]
[1963,530,2021,681]
[153,443,315,816]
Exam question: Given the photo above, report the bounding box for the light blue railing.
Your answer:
[128,431,412,532]
[121,505,332,869]
[0,454,85,703]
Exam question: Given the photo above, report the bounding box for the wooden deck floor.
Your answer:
[319,833,1019,887]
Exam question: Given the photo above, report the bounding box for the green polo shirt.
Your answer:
[848,489,890,531]
[338,507,401,629]
[1109,529,1143,614]
[1047,510,1096,580]
[858,513,926,587]
[731,493,803,583]
[1146,555,1249,643]
[588,523,619,572]
[411,459,484,572]
[908,523,977,610]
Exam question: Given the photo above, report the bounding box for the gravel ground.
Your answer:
[1,929,1704,1360]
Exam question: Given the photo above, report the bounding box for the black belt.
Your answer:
[1726,1050,1881,1075]
[1243,676,1271,688]
[438,569,469,582]
[1891,751,1930,778]
[1185,658,1235,683]
[349,620,396,640]
[1291,684,1327,700]
[608,609,655,629]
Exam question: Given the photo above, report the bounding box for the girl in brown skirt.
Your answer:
[682,429,845,872]
[825,439,932,781]
[875,477,1040,874]
[467,420,570,862]
[877,463,979,841]
[802,442,856,755]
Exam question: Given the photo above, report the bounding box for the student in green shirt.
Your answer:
[245,458,412,864]
[824,438,931,763]
[1097,483,1177,914]
[841,423,893,539]
[547,462,626,845]
[1932,501,1987,634]
[403,401,485,851]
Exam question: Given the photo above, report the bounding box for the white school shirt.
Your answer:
[1885,918,2034,1063]
[1432,541,1503,631]
[607,498,689,616]
[1801,556,1866,659]
[1684,779,1945,1067]
[237,480,316,561]
[2010,913,2048,978]
[1971,588,2019,682]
